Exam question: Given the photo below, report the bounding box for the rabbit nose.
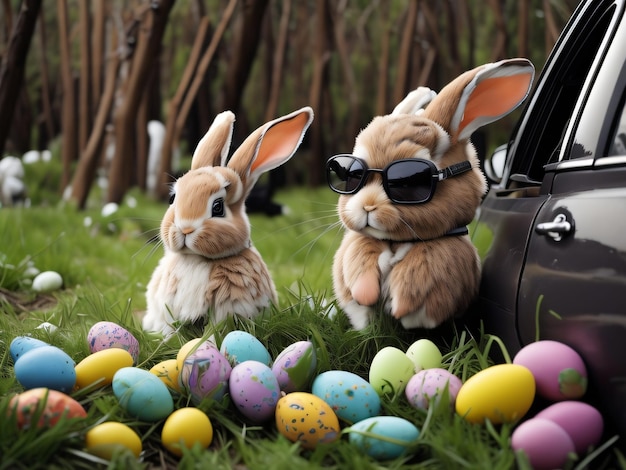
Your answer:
[363,205,376,212]
[181,226,195,235]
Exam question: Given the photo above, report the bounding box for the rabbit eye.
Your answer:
[168,192,175,205]
[212,197,225,217]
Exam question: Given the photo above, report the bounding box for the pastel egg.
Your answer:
[161,407,213,456]
[150,359,181,392]
[347,416,419,460]
[10,336,49,363]
[87,321,140,363]
[369,347,415,396]
[455,364,535,424]
[229,361,280,423]
[176,338,215,371]
[271,340,317,392]
[511,418,576,470]
[86,421,142,459]
[311,370,380,424]
[275,392,341,449]
[32,270,63,292]
[9,388,87,429]
[112,367,174,421]
[75,348,134,389]
[513,340,587,400]
[405,339,442,371]
[220,330,271,366]
[405,368,462,410]
[179,344,232,404]
[14,345,76,393]
[535,401,604,453]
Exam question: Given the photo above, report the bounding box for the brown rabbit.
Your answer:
[327,59,534,330]
[143,107,313,334]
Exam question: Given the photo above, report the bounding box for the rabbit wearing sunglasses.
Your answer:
[328,59,535,330]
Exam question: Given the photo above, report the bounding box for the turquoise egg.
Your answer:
[219,330,271,366]
[10,336,50,363]
[14,345,76,393]
[311,370,380,424]
[112,367,174,421]
[348,416,420,460]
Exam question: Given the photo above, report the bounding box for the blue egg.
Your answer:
[312,370,381,424]
[348,416,420,460]
[13,345,76,393]
[112,367,174,422]
[219,330,271,366]
[10,336,50,363]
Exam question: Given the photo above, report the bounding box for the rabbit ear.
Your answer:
[392,87,437,115]
[423,58,535,142]
[228,106,314,192]
[190,111,235,170]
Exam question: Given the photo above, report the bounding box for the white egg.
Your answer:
[32,271,63,292]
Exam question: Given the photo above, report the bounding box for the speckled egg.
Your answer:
[229,360,280,423]
[272,340,317,393]
[405,368,462,410]
[275,392,341,449]
[112,367,174,422]
[347,416,420,460]
[179,344,232,404]
[87,321,140,364]
[311,370,380,424]
[10,336,49,363]
[511,418,576,470]
[369,347,415,396]
[513,340,587,401]
[9,388,87,429]
[14,345,76,393]
[220,330,271,366]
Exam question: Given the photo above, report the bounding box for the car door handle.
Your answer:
[535,213,573,241]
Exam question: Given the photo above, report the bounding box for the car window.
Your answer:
[608,94,626,155]
[506,0,616,187]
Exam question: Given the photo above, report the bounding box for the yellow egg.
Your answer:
[275,392,340,449]
[85,421,142,459]
[161,407,213,456]
[150,359,181,392]
[456,364,535,424]
[176,338,203,371]
[75,348,134,389]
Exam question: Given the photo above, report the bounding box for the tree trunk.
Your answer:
[0,0,42,156]
[37,7,55,146]
[107,0,175,204]
[78,1,92,153]
[488,0,508,61]
[393,0,418,104]
[517,0,530,58]
[376,3,391,116]
[91,1,107,111]
[264,0,290,122]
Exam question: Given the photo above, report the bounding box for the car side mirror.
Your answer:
[485,144,507,184]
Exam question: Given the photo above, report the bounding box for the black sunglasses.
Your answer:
[326,154,473,204]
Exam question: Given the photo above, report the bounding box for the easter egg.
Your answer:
[161,407,213,456]
[455,364,535,424]
[275,392,341,449]
[179,344,232,404]
[369,347,415,396]
[32,271,63,292]
[511,418,576,470]
[14,345,76,393]
[405,368,462,410]
[176,338,214,371]
[347,416,419,460]
[406,339,442,371]
[87,321,140,363]
[535,401,604,453]
[86,421,142,459]
[311,370,380,424]
[75,348,134,389]
[9,388,87,429]
[112,367,174,421]
[10,336,49,363]
[220,330,271,366]
[513,340,587,401]
[150,359,181,392]
[229,360,280,423]
[271,340,317,393]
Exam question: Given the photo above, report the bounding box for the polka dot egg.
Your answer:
[88,321,140,364]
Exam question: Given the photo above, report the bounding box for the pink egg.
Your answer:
[179,344,232,404]
[271,341,317,392]
[535,401,604,454]
[87,321,140,363]
[405,368,462,410]
[229,360,280,423]
[512,418,576,470]
[513,340,587,401]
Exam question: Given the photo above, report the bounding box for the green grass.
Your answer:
[0,186,622,469]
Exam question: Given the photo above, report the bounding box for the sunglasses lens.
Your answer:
[386,160,434,202]
[327,156,366,193]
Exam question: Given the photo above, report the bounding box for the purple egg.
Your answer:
[405,368,462,410]
[229,360,280,423]
[271,340,317,392]
[180,344,232,404]
[87,321,140,363]
[512,418,575,470]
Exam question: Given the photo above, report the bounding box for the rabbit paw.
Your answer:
[351,272,380,306]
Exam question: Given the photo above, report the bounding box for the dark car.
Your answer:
[470,0,626,436]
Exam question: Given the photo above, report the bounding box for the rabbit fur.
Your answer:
[331,59,535,330]
[143,107,313,334]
